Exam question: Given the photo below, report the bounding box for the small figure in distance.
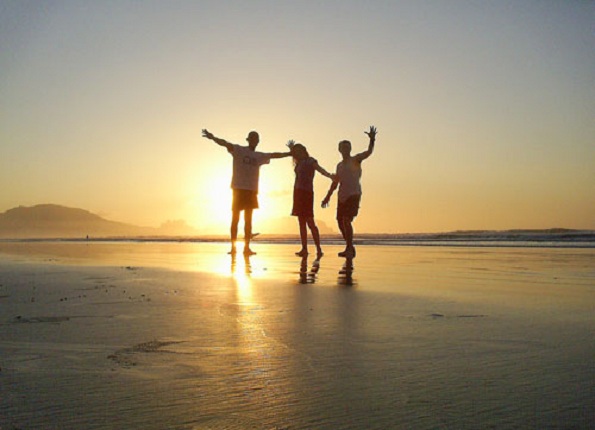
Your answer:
[202,129,291,255]
[322,126,377,258]
[287,140,335,259]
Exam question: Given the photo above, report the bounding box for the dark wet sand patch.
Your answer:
[108,340,185,368]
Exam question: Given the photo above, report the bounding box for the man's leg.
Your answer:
[243,209,255,255]
[230,209,241,254]
[344,218,354,251]
[339,196,358,257]
[337,218,346,240]
[338,216,355,257]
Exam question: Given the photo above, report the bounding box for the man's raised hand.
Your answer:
[202,129,214,140]
[365,126,377,140]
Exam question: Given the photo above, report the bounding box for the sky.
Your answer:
[1,0,594,234]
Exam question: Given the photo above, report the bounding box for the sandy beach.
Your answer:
[0,241,593,429]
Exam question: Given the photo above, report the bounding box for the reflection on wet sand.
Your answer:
[338,257,355,286]
[230,253,252,276]
[298,255,321,284]
[1,243,594,429]
[230,253,253,305]
[226,252,302,418]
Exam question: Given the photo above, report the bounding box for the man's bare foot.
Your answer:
[228,247,237,255]
[295,249,308,257]
[243,248,256,256]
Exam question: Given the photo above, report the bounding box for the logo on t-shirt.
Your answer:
[243,155,258,166]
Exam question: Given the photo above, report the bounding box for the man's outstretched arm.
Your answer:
[354,125,377,162]
[321,179,339,208]
[268,151,292,159]
[202,129,234,152]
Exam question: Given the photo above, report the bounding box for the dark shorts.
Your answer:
[232,189,258,212]
[291,189,314,218]
[337,195,361,221]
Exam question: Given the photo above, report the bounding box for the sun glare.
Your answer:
[207,184,232,221]
[194,170,293,234]
[231,254,253,302]
[189,170,232,233]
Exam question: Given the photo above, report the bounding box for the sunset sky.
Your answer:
[1,1,594,234]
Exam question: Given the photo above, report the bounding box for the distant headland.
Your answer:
[0,204,334,240]
[0,204,197,239]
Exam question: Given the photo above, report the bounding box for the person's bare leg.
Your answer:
[230,209,240,254]
[337,218,347,257]
[296,217,308,256]
[338,217,355,257]
[243,209,256,255]
[306,217,322,257]
[344,218,355,257]
[338,218,346,240]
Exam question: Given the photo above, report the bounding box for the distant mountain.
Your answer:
[0,204,197,239]
[0,204,336,239]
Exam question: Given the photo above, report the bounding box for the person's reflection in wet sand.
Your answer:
[338,257,355,286]
[298,255,321,284]
[231,253,252,276]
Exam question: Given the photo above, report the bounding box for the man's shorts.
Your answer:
[291,189,314,218]
[232,189,259,212]
[337,195,361,221]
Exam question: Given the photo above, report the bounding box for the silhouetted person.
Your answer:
[322,126,377,258]
[202,129,291,255]
[287,140,334,258]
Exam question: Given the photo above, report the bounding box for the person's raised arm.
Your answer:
[354,125,377,162]
[202,129,234,152]
[321,177,339,208]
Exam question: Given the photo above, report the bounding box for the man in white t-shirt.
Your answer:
[202,129,291,255]
[322,126,377,258]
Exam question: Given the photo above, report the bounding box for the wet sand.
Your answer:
[0,242,593,429]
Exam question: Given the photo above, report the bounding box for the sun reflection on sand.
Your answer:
[225,253,289,405]
[230,254,253,303]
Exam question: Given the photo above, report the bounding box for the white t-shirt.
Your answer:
[229,144,272,192]
[336,158,362,202]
